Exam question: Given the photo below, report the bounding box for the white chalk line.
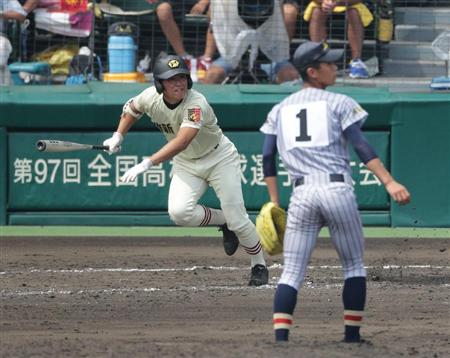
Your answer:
[0,285,274,297]
[2,281,450,298]
[1,264,449,276]
[2,263,449,298]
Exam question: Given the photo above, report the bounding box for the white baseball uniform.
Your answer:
[129,86,265,264]
[261,87,368,289]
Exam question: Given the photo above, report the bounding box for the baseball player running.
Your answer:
[103,54,268,286]
[260,41,410,342]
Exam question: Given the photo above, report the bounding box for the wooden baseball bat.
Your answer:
[36,140,109,153]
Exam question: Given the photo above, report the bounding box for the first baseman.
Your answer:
[103,54,268,286]
[260,41,410,342]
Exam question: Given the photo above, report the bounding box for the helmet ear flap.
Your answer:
[155,80,164,94]
[187,76,193,89]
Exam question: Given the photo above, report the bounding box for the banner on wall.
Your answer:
[8,132,389,211]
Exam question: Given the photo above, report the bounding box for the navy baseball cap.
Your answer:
[293,41,344,71]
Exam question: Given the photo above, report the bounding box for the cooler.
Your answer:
[108,36,137,73]
[8,62,51,85]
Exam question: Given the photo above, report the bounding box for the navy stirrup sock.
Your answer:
[273,284,298,341]
[342,277,366,342]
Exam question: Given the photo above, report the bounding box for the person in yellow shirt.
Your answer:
[304,0,374,78]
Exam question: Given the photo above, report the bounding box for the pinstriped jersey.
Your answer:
[132,87,223,161]
[260,87,368,178]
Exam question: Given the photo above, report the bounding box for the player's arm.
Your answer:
[120,126,199,183]
[262,134,280,206]
[103,98,143,154]
[344,122,410,205]
[365,158,410,205]
[148,127,199,165]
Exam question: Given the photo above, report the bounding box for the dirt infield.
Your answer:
[1,235,449,358]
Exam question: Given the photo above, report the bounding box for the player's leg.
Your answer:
[319,184,366,343]
[209,156,263,264]
[207,138,267,284]
[274,186,323,341]
[168,168,226,227]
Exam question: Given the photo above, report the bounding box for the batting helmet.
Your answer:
[255,202,286,256]
[153,54,193,94]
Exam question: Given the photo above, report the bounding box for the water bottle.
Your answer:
[190,57,198,83]
[137,52,151,73]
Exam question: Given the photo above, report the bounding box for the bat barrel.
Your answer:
[36,140,109,152]
[36,140,47,152]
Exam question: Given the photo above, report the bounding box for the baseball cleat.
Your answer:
[219,224,239,256]
[343,337,371,345]
[248,264,269,286]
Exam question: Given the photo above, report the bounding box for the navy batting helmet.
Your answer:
[153,54,193,94]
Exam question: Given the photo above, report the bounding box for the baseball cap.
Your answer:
[293,41,344,71]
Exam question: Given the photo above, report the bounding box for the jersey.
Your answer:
[131,87,223,161]
[260,87,368,179]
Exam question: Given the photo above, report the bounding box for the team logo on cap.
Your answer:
[168,59,180,68]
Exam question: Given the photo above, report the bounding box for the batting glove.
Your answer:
[103,132,123,155]
[120,158,153,183]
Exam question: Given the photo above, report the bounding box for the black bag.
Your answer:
[66,54,102,85]
[108,22,139,40]
[237,0,274,28]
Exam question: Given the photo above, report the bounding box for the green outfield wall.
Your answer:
[0,83,449,228]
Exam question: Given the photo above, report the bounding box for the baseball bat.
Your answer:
[36,140,109,153]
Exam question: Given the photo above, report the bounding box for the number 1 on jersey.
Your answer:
[295,109,311,142]
[279,101,329,150]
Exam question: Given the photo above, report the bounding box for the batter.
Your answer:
[103,54,268,286]
[260,41,410,342]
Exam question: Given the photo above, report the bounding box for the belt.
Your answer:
[294,174,345,187]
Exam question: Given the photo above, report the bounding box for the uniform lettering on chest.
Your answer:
[155,123,175,134]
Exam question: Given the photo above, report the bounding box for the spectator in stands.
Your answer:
[203,0,299,84]
[198,0,300,82]
[304,0,373,78]
[0,0,28,85]
[146,0,213,68]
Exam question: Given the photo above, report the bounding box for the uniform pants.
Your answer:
[168,135,260,247]
[279,180,366,290]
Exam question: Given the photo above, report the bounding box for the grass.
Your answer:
[1,226,449,238]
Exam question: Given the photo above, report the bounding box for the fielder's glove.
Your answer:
[255,202,286,256]
[120,158,153,182]
[103,132,123,155]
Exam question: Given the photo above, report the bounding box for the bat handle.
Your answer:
[93,145,110,150]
